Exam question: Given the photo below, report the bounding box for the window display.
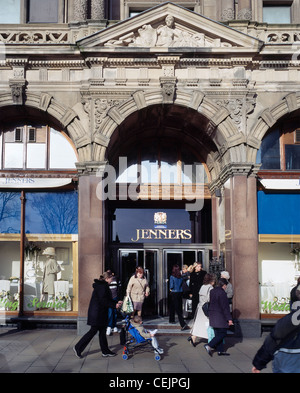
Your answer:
[0,190,78,315]
[259,243,300,314]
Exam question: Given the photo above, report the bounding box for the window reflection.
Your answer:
[25,192,78,234]
[0,192,21,233]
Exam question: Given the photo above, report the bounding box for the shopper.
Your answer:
[106,270,121,335]
[73,271,122,358]
[190,262,207,318]
[188,273,216,346]
[204,278,233,356]
[126,266,150,317]
[182,264,191,319]
[220,271,233,310]
[252,285,300,373]
[169,264,189,331]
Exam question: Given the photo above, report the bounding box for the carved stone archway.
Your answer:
[247,92,300,163]
[92,88,246,185]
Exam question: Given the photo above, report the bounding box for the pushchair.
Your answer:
[120,315,162,361]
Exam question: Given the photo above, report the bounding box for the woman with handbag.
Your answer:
[126,266,150,317]
[188,273,216,347]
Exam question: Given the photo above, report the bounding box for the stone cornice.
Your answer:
[76,161,107,176]
[209,163,261,194]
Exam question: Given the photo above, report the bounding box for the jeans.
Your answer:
[108,296,118,328]
[208,328,227,353]
[75,326,109,355]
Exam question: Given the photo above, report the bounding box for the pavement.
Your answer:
[0,317,273,375]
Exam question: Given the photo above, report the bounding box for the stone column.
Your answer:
[227,169,260,337]
[91,0,105,19]
[77,163,105,334]
[73,0,88,22]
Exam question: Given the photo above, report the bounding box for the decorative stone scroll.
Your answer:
[104,15,233,48]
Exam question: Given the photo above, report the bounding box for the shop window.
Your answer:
[259,242,299,315]
[0,190,78,314]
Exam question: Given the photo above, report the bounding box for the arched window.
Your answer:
[0,125,77,170]
[116,143,208,184]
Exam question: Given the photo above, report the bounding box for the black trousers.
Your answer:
[75,326,109,355]
[169,292,185,328]
[208,328,227,353]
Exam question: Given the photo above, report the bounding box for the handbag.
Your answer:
[202,301,210,317]
[201,286,211,317]
[121,295,134,314]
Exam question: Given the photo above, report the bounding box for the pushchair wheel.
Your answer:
[122,353,128,360]
[154,354,161,361]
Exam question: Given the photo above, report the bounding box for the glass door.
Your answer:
[119,249,158,316]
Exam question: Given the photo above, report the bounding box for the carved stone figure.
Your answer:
[104,14,232,48]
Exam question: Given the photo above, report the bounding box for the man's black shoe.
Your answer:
[218,352,230,356]
[204,344,213,357]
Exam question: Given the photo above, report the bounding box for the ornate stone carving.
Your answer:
[221,8,235,21]
[237,9,252,21]
[104,15,233,48]
[160,77,177,104]
[9,79,26,105]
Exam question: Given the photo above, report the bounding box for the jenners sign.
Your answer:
[131,229,192,242]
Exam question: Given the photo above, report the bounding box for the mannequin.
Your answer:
[40,247,61,308]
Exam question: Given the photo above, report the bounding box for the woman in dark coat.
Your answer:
[204,278,233,356]
[73,271,122,358]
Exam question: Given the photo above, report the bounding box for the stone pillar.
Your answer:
[73,0,88,22]
[77,164,105,334]
[91,0,105,19]
[228,171,260,337]
[237,0,252,20]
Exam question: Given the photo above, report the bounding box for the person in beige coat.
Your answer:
[188,273,216,346]
[126,266,150,317]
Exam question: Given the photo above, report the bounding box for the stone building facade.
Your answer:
[0,1,300,337]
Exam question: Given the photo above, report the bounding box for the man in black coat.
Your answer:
[73,271,123,358]
[189,262,207,318]
[204,278,233,356]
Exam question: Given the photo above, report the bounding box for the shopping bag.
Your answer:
[185,299,192,313]
[121,295,134,314]
[207,326,215,341]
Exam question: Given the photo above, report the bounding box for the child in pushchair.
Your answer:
[121,315,164,361]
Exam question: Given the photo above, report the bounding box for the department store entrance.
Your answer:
[117,246,211,316]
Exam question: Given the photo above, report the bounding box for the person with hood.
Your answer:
[252,285,300,373]
[73,271,123,358]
